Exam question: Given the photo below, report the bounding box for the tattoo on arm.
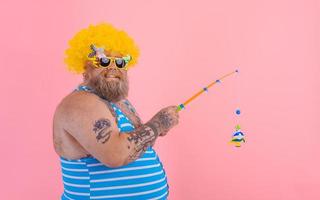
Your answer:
[125,122,160,163]
[158,112,174,130]
[124,109,175,163]
[151,110,175,136]
[93,118,112,144]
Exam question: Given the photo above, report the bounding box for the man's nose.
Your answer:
[105,63,119,73]
[108,61,118,69]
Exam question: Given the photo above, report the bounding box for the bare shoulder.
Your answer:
[56,91,101,115]
[55,91,112,123]
[53,91,117,134]
[52,91,114,159]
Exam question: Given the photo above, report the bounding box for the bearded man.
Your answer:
[53,23,179,200]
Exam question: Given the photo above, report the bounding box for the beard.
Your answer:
[88,71,129,103]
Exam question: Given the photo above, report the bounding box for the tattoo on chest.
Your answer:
[117,101,142,127]
[124,100,137,114]
[93,118,112,144]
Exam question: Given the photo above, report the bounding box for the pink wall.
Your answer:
[1,0,319,199]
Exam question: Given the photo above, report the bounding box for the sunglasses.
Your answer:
[88,55,131,70]
[87,44,132,70]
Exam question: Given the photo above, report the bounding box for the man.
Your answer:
[53,23,179,200]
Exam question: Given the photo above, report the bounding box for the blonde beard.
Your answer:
[89,76,129,103]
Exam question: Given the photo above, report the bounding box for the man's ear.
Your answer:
[83,72,89,81]
[83,61,95,80]
[84,60,96,71]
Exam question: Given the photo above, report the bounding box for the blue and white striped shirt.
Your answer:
[59,86,169,200]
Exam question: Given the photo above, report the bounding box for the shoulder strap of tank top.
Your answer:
[73,85,93,92]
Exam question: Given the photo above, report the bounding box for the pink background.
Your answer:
[1,0,319,199]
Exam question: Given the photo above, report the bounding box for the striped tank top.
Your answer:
[59,85,169,200]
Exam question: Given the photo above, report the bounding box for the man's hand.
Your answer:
[147,106,179,137]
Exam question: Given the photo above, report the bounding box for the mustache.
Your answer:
[101,70,124,80]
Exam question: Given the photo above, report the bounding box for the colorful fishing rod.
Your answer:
[176,69,246,147]
[176,69,239,111]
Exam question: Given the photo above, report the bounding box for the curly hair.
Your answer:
[64,23,140,74]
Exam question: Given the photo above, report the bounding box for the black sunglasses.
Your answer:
[98,57,127,69]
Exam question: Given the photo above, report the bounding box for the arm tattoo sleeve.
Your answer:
[93,118,112,144]
[124,109,174,164]
[125,121,160,163]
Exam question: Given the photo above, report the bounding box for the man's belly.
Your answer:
[60,147,169,200]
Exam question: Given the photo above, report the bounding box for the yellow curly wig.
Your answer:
[64,23,139,74]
